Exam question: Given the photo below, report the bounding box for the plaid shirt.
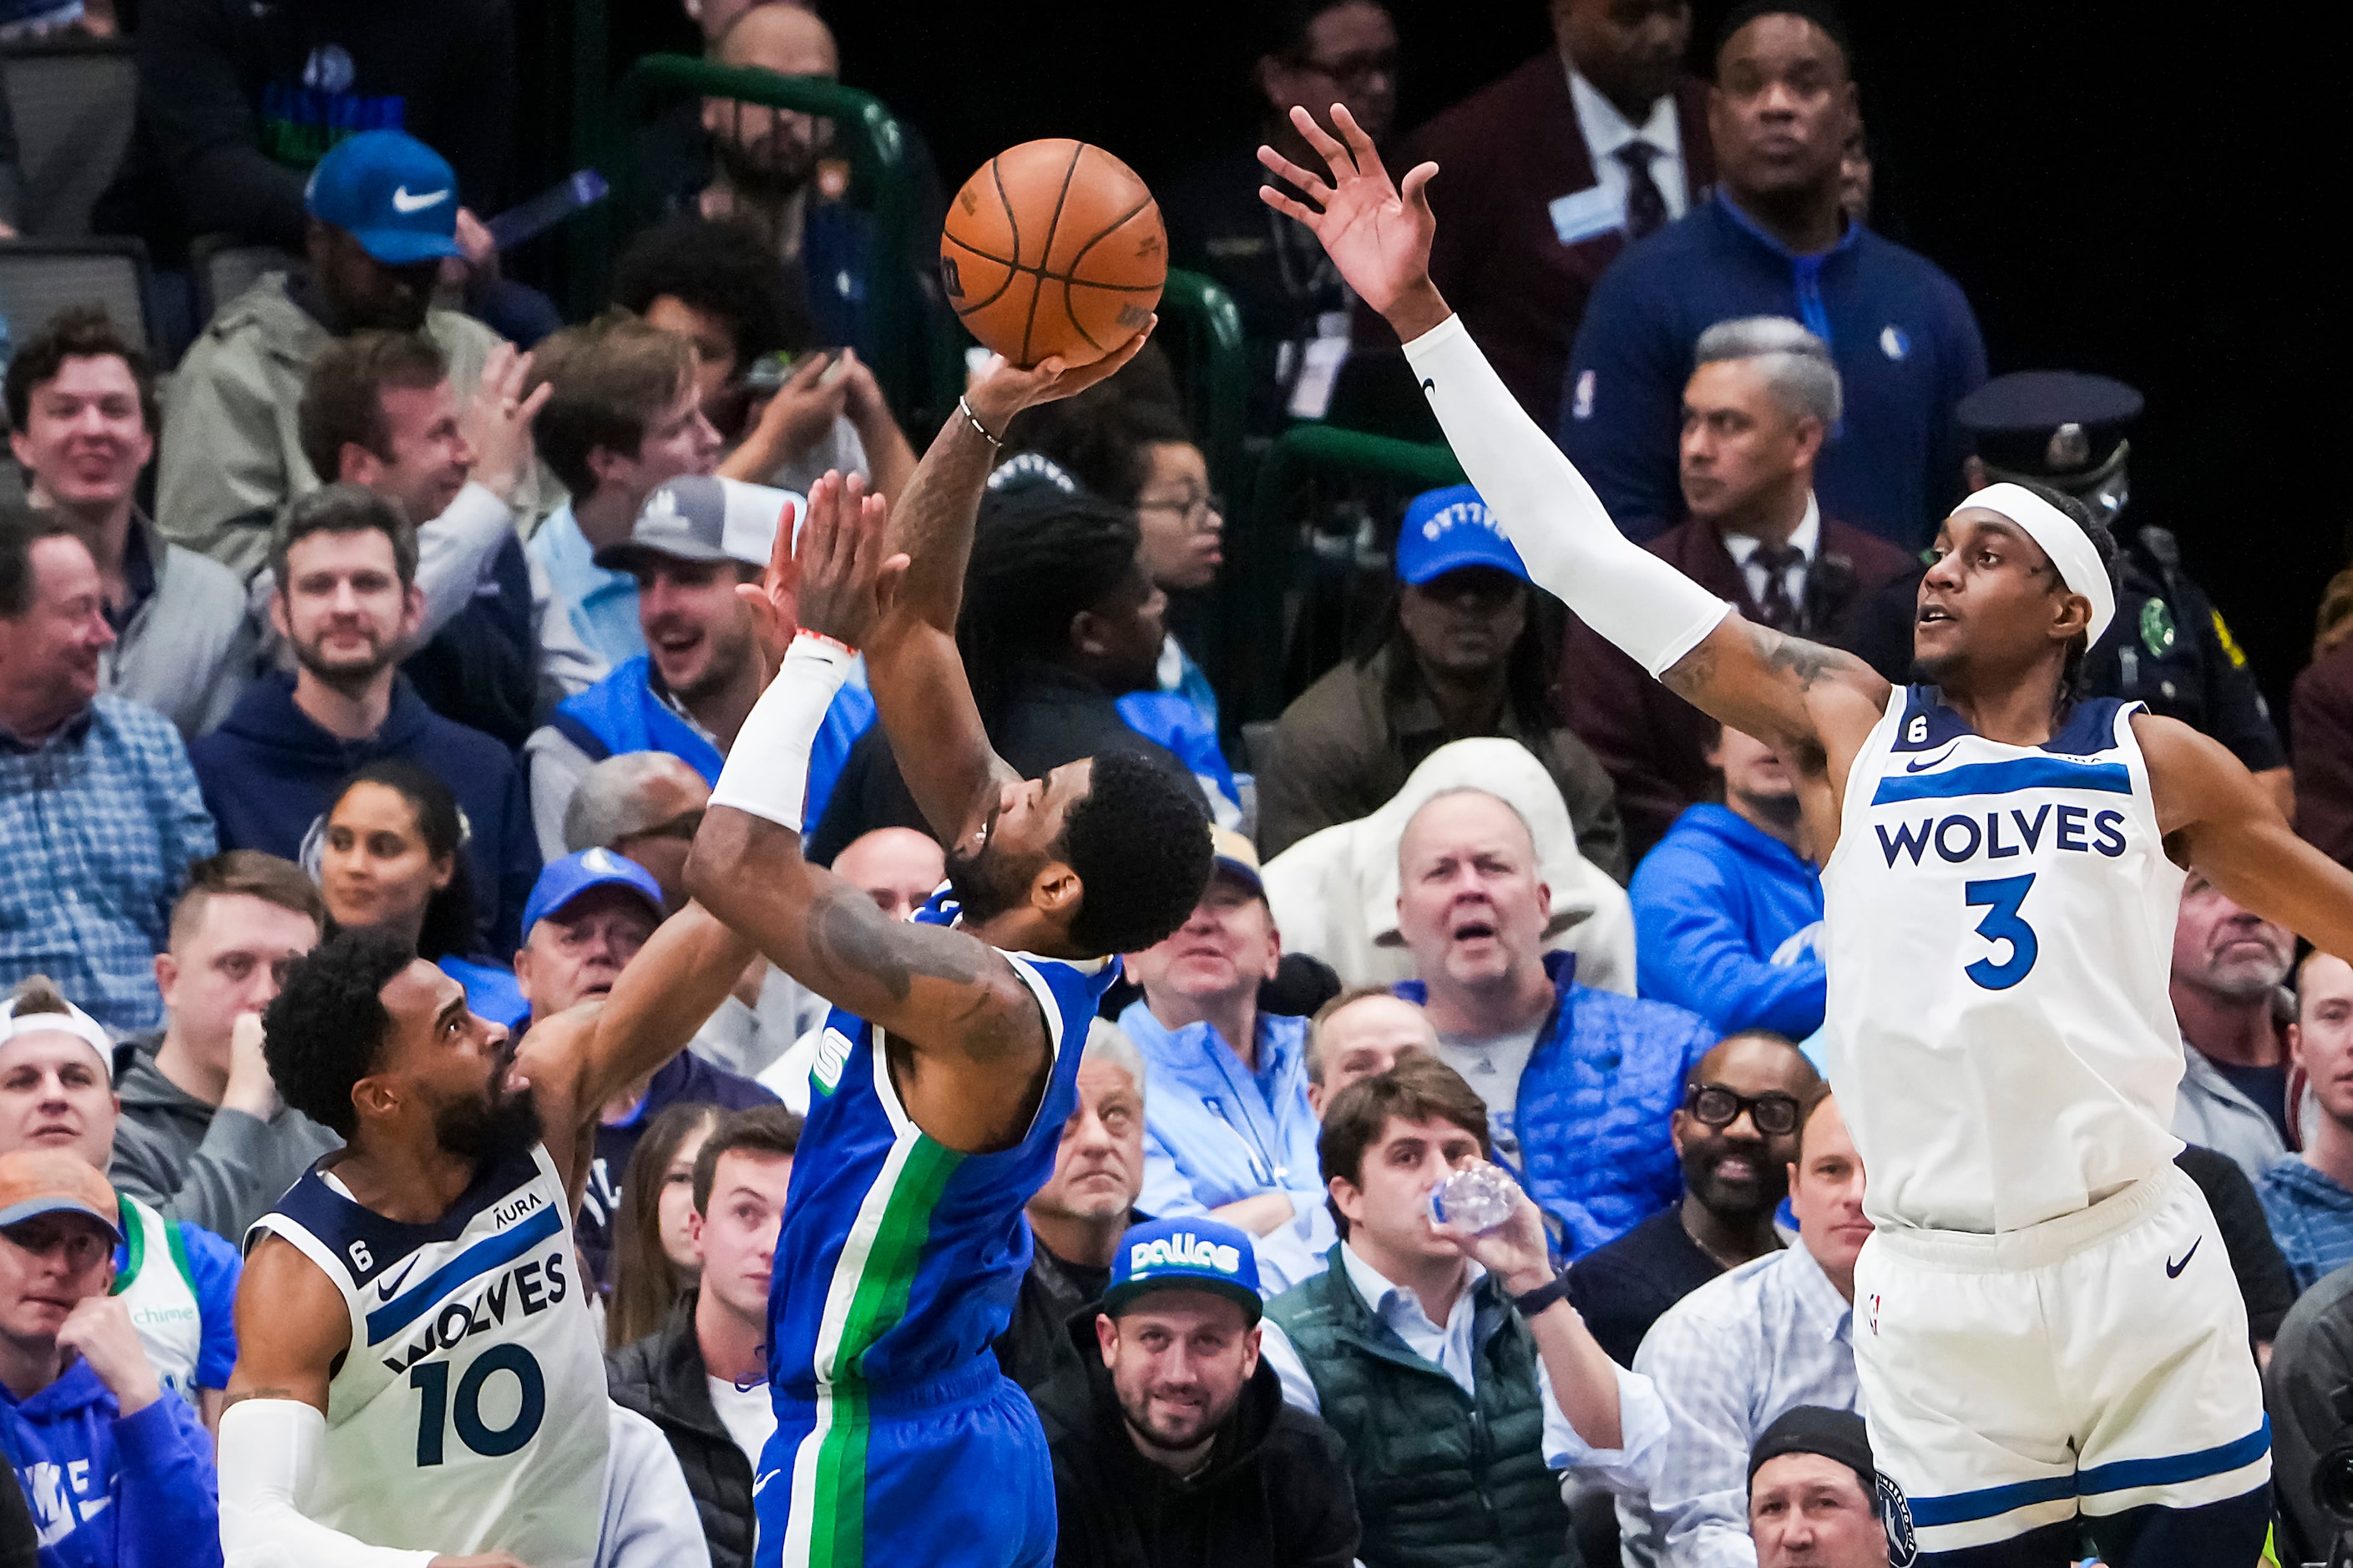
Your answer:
[2260,1156,2353,1293]
[0,696,216,1030]
[1619,1242,1859,1567]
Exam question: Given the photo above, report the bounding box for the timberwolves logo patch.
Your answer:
[1878,1472,1919,1566]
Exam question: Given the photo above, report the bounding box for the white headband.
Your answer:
[1956,482,2115,647]
[0,996,115,1081]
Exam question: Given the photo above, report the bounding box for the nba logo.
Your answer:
[1867,1292,1881,1335]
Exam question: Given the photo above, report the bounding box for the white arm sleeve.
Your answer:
[709,635,855,831]
[217,1399,438,1568]
[1402,314,1731,678]
[411,483,515,643]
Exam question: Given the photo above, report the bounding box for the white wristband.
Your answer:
[1403,314,1730,678]
[710,634,856,832]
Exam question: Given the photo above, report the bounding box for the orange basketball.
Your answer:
[939,139,1166,369]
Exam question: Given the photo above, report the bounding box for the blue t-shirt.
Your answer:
[1560,195,1987,549]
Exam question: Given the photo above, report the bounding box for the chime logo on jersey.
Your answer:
[810,1026,854,1096]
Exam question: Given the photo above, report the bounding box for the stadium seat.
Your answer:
[190,235,301,324]
[0,236,154,354]
[0,36,136,238]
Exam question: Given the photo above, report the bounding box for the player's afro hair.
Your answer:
[261,925,417,1137]
[1058,748,1213,958]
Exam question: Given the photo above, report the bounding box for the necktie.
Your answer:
[1618,140,1667,239]
[1753,544,1805,630]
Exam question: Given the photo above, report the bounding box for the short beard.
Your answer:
[433,1082,544,1165]
[293,636,394,695]
[1905,650,1956,688]
[1683,1141,1787,1222]
[714,135,815,204]
[944,837,1038,927]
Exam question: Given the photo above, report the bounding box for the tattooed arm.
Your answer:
[691,804,1048,1149]
[1657,613,1892,769]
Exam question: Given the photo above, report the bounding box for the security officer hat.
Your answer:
[1956,371,2142,523]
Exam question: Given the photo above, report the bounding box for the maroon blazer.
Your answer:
[1400,54,1715,428]
[2294,639,2353,872]
[1558,513,1915,862]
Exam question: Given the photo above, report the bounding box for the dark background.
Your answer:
[534,0,2336,718]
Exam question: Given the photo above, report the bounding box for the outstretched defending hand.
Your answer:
[1257,103,1450,340]
[738,470,903,672]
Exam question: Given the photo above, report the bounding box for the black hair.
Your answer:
[326,759,479,962]
[1059,747,1212,957]
[999,365,1192,506]
[957,480,1144,720]
[262,924,418,1137]
[1713,0,1854,74]
[2008,478,2119,706]
[610,215,810,366]
[1259,0,1387,60]
[0,506,78,618]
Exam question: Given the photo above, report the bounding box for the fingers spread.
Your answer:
[1259,187,1319,225]
[1288,104,1352,173]
[1257,144,1333,205]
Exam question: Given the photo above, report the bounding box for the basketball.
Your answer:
[939,139,1166,369]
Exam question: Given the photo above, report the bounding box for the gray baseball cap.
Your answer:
[595,475,802,574]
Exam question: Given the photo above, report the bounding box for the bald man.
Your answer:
[1568,1029,1820,1365]
[1303,987,1440,1115]
[1393,787,1717,1257]
[687,2,938,357]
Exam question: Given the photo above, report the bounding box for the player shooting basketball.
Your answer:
[681,344,1212,1567]
[1263,103,2353,1567]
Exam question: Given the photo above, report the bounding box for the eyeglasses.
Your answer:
[1136,490,1225,531]
[621,809,705,845]
[1683,1084,1802,1136]
[1293,49,1398,90]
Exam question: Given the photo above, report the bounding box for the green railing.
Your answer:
[1153,268,1247,508]
[1223,426,1465,722]
[601,54,933,422]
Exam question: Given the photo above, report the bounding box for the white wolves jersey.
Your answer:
[1819,686,2186,1234]
[247,1141,608,1567]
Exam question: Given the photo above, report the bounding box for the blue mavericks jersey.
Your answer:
[767,888,1117,1398]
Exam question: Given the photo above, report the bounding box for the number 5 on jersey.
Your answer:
[1964,873,2039,989]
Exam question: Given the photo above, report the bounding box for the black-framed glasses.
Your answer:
[1683,1084,1802,1136]
[623,808,705,845]
[1136,490,1226,531]
[1293,49,1399,89]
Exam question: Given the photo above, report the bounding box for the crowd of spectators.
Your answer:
[0,0,2346,1564]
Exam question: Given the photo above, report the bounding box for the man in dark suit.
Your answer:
[1561,317,1909,859]
[1400,0,1713,428]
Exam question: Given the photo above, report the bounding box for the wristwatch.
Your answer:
[1509,1270,1573,1320]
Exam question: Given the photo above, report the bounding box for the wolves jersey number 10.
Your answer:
[248,1141,609,1568]
[1819,687,2187,1236]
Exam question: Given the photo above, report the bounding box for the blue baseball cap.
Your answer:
[1102,1217,1263,1323]
[1394,483,1530,586]
[521,848,664,938]
[305,130,464,266]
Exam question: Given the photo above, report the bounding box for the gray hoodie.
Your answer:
[108,1033,341,1243]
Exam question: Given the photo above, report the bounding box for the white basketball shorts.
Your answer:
[1850,1165,2269,1560]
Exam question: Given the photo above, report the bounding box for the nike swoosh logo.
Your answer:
[2166,1238,2199,1278]
[1904,742,1961,773]
[392,185,451,214]
[376,1257,421,1301]
[753,1469,782,1497]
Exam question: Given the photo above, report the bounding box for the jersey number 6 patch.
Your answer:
[1963,873,2039,989]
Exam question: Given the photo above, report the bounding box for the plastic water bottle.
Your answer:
[1429,1165,1518,1233]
